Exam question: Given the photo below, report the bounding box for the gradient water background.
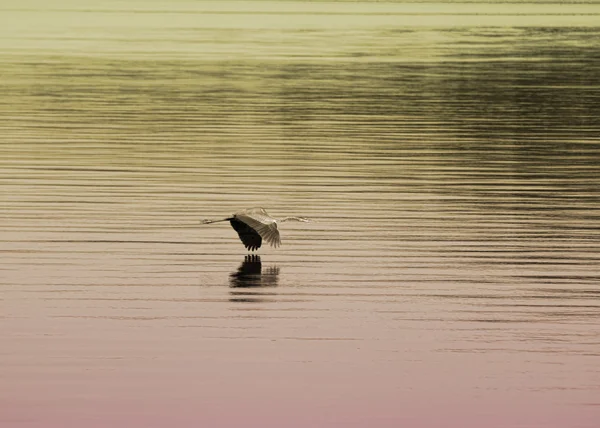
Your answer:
[1,1,600,427]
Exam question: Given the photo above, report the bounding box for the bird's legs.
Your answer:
[201,217,233,224]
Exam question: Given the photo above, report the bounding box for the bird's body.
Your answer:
[202,207,309,251]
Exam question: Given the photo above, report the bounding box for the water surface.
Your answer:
[1,2,600,427]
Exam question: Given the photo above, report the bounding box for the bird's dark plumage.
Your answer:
[201,207,309,251]
[229,218,262,251]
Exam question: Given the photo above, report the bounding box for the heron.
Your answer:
[201,207,309,251]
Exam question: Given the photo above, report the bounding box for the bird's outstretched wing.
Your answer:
[229,219,262,251]
[234,208,281,248]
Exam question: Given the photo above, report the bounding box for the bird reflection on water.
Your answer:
[229,255,280,303]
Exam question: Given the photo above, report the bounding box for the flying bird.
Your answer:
[202,207,309,251]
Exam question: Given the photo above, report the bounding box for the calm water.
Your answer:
[1,1,600,427]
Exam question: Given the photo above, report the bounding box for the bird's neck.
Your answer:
[279,217,309,223]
